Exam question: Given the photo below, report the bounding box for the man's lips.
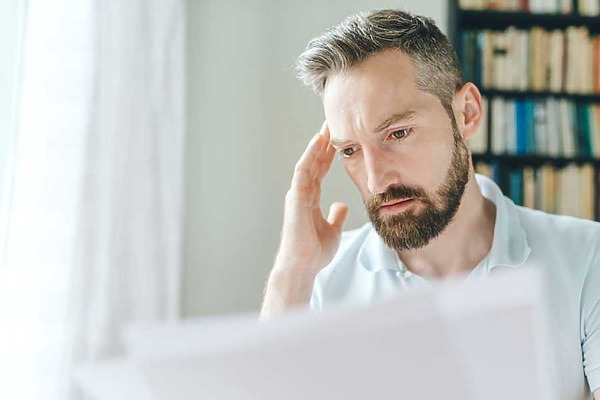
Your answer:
[380,198,414,208]
[378,198,416,214]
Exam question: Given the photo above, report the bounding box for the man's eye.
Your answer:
[389,128,411,140]
[340,147,357,158]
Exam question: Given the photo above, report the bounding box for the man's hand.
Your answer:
[261,122,349,317]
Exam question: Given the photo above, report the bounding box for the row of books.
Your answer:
[458,0,598,15]
[468,97,600,157]
[475,162,597,220]
[461,27,600,94]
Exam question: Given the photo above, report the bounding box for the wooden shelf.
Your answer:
[479,89,600,102]
[458,9,600,32]
[472,153,600,166]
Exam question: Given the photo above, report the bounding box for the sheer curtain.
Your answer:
[0,1,185,399]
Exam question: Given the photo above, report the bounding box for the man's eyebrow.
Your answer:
[374,111,417,132]
[330,138,351,147]
[330,111,418,147]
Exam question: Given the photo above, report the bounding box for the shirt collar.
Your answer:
[476,174,531,272]
[357,174,531,273]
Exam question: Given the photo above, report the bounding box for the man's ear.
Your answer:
[452,82,483,142]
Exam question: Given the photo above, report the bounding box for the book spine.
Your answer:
[516,100,528,154]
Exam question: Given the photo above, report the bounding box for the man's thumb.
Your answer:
[327,202,349,231]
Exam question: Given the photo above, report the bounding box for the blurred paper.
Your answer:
[74,358,158,400]
[76,268,557,400]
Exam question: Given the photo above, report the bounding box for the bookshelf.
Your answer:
[448,0,600,221]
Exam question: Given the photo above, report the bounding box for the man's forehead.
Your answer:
[323,74,418,111]
[324,83,429,125]
[323,73,424,132]
[324,85,421,131]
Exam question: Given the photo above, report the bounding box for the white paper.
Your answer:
[74,358,158,400]
[76,268,557,400]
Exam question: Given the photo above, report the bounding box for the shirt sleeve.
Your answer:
[582,246,600,392]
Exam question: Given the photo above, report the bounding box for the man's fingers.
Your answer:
[327,202,349,231]
[320,120,329,139]
[309,122,331,178]
[292,133,324,190]
[314,121,334,182]
[317,143,336,181]
[292,121,332,190]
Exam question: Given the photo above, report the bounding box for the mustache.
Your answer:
[367,185,426,209]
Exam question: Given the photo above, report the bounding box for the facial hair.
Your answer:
[366,121,470,252]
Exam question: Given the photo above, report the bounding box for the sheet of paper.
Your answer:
[122,287,437,358]
[74,358,158,400]
[137,310,471,399]
[77,268,556,400]
[433,269,558,400]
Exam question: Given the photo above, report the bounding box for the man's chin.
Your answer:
[376,230,434,252]
[370,210,448,251]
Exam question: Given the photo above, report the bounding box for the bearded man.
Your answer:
[261,9,600,400]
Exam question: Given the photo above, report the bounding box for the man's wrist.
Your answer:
[269,266,316,300]
[262,267,317,315]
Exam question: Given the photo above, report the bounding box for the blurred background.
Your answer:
[1,0,599,398]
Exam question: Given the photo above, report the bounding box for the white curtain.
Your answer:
[0,1,185,399]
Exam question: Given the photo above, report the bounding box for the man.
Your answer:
[261,9,600,399]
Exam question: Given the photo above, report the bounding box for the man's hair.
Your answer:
[295,9,464,116]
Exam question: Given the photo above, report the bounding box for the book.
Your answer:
[557,164,580,217]
[491,98,507,154]
[544,165,556,214]
[523,167,536,209]
[509,169,524,206]
[559,100,576,157]
[580,164,595,220]
[546,98,561,156]
[534,101,549,154]
[548,30,564,93]
[475,161,494,179]
[594,105,600,156]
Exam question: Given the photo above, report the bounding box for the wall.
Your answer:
[183,0,447,316]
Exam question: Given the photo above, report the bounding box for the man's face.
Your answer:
[323,49,470,251]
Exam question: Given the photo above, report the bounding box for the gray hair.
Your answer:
[295,9,464,116]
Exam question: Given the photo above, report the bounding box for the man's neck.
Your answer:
[397,171,497,279]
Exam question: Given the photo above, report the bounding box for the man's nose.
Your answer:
[364,149,396,196]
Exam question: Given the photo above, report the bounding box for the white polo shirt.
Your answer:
[311,174,600,400]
